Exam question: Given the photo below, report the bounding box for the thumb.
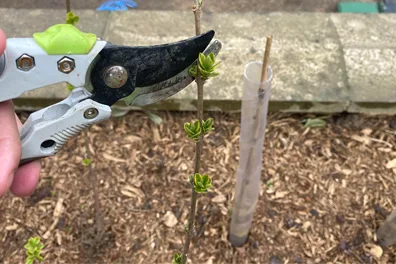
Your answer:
[0,101,21,197]
[0,28,5,56]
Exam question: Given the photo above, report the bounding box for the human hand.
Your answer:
[0,29,41,197]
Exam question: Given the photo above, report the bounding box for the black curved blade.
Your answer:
[90,30,215,106]
[124,40,222,106]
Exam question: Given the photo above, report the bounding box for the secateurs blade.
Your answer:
[0,23,222,165]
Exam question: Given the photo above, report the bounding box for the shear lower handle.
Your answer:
[19,88,111,165]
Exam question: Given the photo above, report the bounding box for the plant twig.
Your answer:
[260,36,273,84]
[66,0,71,13]
[85,131,104,242]
[181,1,204,263]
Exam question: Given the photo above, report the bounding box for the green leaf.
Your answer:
[209,72,220,78]
[266,180,273,188]
[208,52,216,64]
[24,237,44,264]
[188,65,198,78]
[193,120,200,129]
[173,253,182,264]
[198,65,212,78]
[144,111,163,125]
[193,173,212,193]
[194,173,202,184]
[66,12,80,25]
[82,158,92,166]
[184,120,202,141]
[303,118,327,128]
[198,53,206,67]
[37,243,44,250]
[202,175,209,184]
[203,55,213,70]
[184,123,192,133]
[189,175,194,185]
[190,52,221,80]
[211,61,222,70]
[66,83,75,91]
[26,257,34,264]
[24,244,34,252]
[202,118,214,134]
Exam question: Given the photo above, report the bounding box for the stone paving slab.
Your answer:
[331,13,396,111]
[344,48,396,103]
[0,9,395,114]
[330,13,396,48]
[0,8,109,38]
[106,12,347,106]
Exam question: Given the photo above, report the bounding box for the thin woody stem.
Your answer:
[85,131,104,242]
[181,1,204,263]
[66,0,71,13]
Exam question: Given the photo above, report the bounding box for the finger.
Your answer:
[10,113,41,197]
[0,28,5,55]
[0,101,21,197]
[10,161,41,197]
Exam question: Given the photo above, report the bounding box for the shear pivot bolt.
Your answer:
[84,108,99,119]
[16,54,35,71]
[58,57,75,74]
[104,66,128,89]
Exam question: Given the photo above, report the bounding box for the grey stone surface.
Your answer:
[1,9,395,114]
[0,8,109,38]
[331,14,396,48]
[106,11,347,105]
[344,48,396,103]
[331,13,396,106]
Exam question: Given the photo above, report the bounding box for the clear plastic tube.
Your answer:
[229,61,273,246]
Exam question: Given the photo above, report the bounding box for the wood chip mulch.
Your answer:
[1,111,396,264]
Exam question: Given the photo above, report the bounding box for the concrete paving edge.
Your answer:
[1,9,395,114]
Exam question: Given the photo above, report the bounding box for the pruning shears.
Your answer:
[0,23,222,165]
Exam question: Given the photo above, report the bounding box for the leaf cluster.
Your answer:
[184,118,214,141]
[24,237,44,264]
[190,173,212,193]
[172,253,182,264]
[189,52,221,80]
[66,12,80,25]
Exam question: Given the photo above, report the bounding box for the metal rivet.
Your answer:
[103,66,128,89]
[84,108,99,119]
[16,54,35,71]
[57,57,75,74]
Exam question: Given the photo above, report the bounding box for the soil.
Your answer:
[0,0,378,12]
[1,111,396,263]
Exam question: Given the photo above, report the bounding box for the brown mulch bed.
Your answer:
[1,111,396,264]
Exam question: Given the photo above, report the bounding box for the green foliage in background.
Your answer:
[172,253,182,264]
[303,118,327,128]
[24,237,44,264]
[66,12,80,25]
[82,158,93,166]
